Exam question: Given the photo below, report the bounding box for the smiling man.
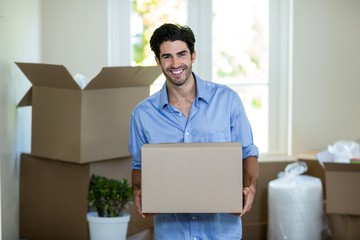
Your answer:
[129,23,259,240]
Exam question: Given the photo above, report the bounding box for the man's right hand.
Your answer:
[132,169,145,218]
[133,188,147,218]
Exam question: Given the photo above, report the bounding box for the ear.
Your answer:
[155,56,161,66]
[191,51,196,64]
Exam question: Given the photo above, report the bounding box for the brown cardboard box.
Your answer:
[16,63,161,163]
[141,142,243,213]
[243,161,289,223]
[328,214,360,240]
[324,162,360,215]
[127,228,154,240]
[20,153,153,240]
[298,153,360,215]
[242,221,268,240]
[298,153,360,240]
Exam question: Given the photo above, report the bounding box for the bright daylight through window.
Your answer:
[212,0,269,152]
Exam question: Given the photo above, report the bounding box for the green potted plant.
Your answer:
[86,174,132,240]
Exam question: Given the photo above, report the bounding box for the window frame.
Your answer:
[268,0,292,157]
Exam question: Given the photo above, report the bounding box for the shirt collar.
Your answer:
[159,73,209,110]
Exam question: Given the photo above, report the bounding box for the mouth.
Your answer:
[169,68,185,76]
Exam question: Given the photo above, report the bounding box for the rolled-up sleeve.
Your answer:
[230,91,259,159]
[128,110,146,170]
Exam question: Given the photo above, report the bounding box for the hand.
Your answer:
[133,189,155,218]
[133,189,146,218]
[241,185,256,217]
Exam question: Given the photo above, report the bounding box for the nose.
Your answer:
[170,56,181,68]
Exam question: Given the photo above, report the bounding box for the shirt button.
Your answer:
[192,216,196,220]
[185,132,189,135]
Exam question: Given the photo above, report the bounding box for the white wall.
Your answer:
[41,0,131,77]
[291,0,360,154]
[0,0,41,239]
[41,0,108,77]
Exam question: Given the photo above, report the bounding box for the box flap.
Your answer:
[84,66,162,89]
[324,162,360,172]
[16,62,80,89]
[17,88,33,107]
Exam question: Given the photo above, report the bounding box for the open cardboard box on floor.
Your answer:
[141,142,243,213]
[327,214,360,240]
[324,162,360,215]
[298,152,360,215]
[298,152,360,239]
[16,63,161,163]
[20,153,153,240]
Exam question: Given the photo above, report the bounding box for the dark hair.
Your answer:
[149,23,196,59]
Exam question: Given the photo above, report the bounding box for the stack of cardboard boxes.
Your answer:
[18,63,161,240]
[299,153,360,240]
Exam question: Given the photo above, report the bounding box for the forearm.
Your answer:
[243,156,259,191]
[240,156,259,216]
[132,169,142,192]
[132,169,147,217]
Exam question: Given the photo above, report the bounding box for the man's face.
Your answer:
[156,40,196,87]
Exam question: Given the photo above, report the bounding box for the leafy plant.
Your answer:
[87,175,132,217]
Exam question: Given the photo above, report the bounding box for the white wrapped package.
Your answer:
[328,140,360,163]
[267,161,323,240]
[73,73,90,89]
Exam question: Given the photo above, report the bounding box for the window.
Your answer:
[129,0,290,156]
[131,0,187,92]
[131,0,187,66]
[212,0,269,152]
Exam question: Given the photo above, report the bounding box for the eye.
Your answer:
[162,55,171,60]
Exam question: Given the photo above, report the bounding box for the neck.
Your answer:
[167,74,196,104]
[167,75,196,118]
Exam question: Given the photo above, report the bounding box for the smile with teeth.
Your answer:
[170,69,184,75]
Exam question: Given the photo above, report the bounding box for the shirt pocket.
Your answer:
[195,131,231,142]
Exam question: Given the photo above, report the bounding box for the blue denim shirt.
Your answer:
[128,73,259,239]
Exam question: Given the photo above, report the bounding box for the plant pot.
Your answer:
[87,212,130,240]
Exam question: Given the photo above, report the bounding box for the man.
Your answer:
[129,23,259,239]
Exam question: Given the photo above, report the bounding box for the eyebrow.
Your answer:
[160,50,189,58]
[177,50,188,55]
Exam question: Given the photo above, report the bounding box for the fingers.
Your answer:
[241,186,255,217]
[134,189,146,218]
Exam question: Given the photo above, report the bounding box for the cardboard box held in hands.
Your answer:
[17,62,161,163]
[141,142,243,213]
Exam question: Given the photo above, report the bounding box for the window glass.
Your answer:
[131,0,187,93]
[213,0,269,152]
[131,0,187,66]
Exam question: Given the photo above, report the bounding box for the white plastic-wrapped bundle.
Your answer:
[268,161,323,240]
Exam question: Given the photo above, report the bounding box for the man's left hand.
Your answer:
[241,185,256,217]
